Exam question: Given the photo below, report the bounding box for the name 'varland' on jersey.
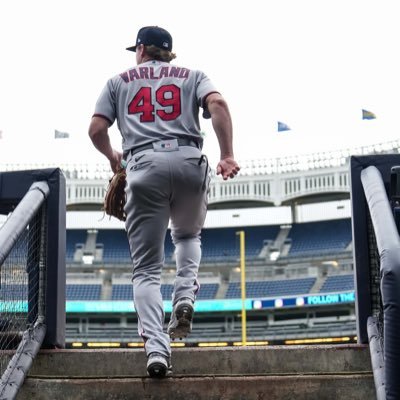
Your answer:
[120,66,190,82]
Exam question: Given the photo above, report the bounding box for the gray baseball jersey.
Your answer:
[93,60,218,153]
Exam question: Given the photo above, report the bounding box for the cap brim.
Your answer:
[126,45,137,52]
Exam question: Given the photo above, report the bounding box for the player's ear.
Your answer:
[138,44,145,56]
[136,44,145,64]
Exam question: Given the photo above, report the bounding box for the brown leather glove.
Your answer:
[103,169,127,221]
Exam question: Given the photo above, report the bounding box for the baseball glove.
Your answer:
[103,168,127,221]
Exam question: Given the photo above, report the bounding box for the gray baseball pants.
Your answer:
[124,144,209,359]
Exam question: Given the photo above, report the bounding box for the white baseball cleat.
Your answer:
[147,353,172,378]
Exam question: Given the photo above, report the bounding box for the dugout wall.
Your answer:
[351,154,400,400]
[0,168,66,348]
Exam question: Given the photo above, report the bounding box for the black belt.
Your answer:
[130,138,199,157]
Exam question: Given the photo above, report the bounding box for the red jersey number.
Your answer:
[128,85,181,122]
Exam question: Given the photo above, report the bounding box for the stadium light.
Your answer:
[170,342,185,347]
[285,337,352,345]
[82,254,94,265]
[321,260,339,268]
[87,342,121,347]
[198,342,228,347]
[233,341,269,346]
[269,250,280,261]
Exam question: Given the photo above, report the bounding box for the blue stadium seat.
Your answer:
[111,284,133,300]
[161,284,174,300]
[95,225,279,264]
[110,284,174,301]
[320,274,354,293]
[225,277,316,298]
[197,283,219,299]
[0,284,28,300]
[66,284,102,300]
[111,283,219,301]
[66,230,87,262]
[97,230,175,263]
[287,219,352,257]
[200,225,280,262]
[96,230,131,263]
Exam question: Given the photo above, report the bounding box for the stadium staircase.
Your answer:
[309,276,327,293]
[18,345,374,399]
[84,230,97,254]
[214,279,229,298]
[100,279,112,300]
[268,225,292,257]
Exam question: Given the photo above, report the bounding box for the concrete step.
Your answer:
[28,344,372,377]
[19,374,375,400]
[16,345,375,400]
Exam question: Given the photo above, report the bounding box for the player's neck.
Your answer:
[138,56,169,65]
[139,56,153,64]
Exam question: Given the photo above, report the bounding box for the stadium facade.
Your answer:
[1,139,400,349]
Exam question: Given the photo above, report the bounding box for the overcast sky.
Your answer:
[1,0,399,169]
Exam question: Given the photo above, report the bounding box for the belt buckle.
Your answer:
[152,139,179,152]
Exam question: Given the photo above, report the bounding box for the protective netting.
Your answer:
[0,207,46,380]
[367,211,383,318]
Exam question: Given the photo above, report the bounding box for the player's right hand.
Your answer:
[217,157,240,180]
[109,149,123,174]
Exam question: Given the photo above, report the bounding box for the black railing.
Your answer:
[352,156,400,400]
[0,169,66,400]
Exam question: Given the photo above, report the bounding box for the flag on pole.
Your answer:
[54,129,70,139]
[362,109,376,120]
[277,121,291,132]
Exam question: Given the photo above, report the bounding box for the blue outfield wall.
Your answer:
[0,291,355,314]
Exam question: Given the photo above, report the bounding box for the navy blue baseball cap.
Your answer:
[126,26,173,52]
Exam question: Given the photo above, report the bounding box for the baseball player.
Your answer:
[89,26,240,378]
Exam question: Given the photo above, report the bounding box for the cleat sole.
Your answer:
[147,362,167,378]
[168,303,193,340]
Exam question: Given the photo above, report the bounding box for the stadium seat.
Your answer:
[66,284,102,301]
[94,225,280,264]
[287,219,352,257]
[200,225,280,262]
[225,277,316,298]
[96,230,131,263]
[320,274,354,293]
[0,284,28,300]
[66,229,87,262]
[111,283,220,301]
